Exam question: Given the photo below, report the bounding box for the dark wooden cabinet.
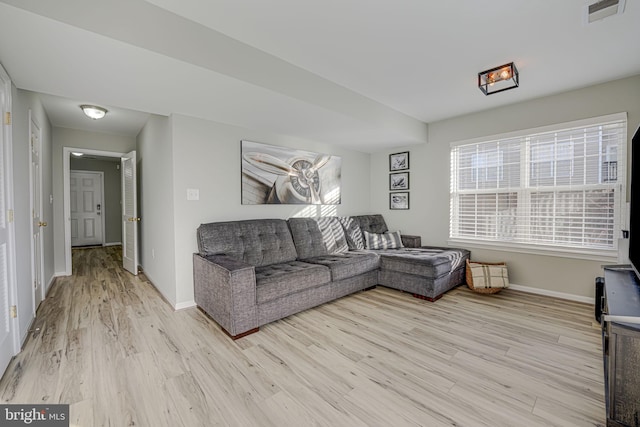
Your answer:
[601,267,640,427]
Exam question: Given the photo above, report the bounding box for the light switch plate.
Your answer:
[186,188,199,201]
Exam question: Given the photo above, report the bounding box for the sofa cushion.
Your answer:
[288,217,348,258]
[317,217,349,254]
[363,230,404,250]
[338,217,365,250]
[197,219,297,267]
[255,261,331,304]
[353,214,389,234]
[288,218,328,259]
[302,251,380,281]
[378,247,470,279]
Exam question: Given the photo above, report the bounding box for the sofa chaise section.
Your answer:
[376,246,469,301]
[349,214,470,300]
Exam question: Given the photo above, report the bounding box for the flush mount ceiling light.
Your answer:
[80,104,108,120]
[478,62,519,96]
[71,152,84,157]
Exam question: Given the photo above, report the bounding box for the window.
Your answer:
[449,114,627,256]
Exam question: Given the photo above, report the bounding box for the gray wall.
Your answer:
[137,114,177,305]
[137,114,372,307]
[371,74,640,299]
[12,88,54,342]
[52,127,136,274]
[70,157,122,245]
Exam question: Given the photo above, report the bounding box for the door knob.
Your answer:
[38,221,47,227]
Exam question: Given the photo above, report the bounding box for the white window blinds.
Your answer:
[450,115,626,253]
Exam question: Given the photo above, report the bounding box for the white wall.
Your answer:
[52,127,135,274]
[137,115,177,305]
[159,115,371,307]
[371,74,640,299]
[12,88,53,341]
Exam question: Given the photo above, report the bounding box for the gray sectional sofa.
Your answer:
[193,215,469,339]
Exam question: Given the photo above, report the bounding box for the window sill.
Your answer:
[447,238,620,262]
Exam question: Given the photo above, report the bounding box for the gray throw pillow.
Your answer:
[363,230,404,250]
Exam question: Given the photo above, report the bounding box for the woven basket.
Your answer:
[465,259,508,294]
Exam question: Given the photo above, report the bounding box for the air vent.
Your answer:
[584,0,626,23]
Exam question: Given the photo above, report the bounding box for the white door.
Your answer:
[70,171,104,247]
[121,150,138,275]
[29,113,45,308]
[0,64,18,374]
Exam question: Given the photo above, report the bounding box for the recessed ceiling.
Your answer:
[0,0,638,152]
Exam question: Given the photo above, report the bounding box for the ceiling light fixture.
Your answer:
[71,152,84,157]
[80,104,108,120]
[478,62,519,96]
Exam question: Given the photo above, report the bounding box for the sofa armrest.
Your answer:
[193,253,258,337]
[401,234,422,248]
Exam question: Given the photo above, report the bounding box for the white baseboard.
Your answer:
[54,271,69,278]
[175,301,196,310]
[139,270,196,311]
[104,242,122,247]
[508,283,594,304]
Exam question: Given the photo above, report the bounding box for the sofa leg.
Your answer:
[412,293,443,302]
[363,285,377,291]
[223,327,260,340]
[197,306,259,340]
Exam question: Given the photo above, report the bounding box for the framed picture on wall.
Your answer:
[389,172,409,190]
[241,140,342,205]
[389,151,409,171]
[390,192,410,210]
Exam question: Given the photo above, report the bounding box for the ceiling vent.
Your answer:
[584,0,626,23]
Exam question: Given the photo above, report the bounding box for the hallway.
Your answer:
[0,246,211,426]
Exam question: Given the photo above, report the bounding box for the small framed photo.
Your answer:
[389,151,409,171]
[389,172,409,191]
[390,192,410,210]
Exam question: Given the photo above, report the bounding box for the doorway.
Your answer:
[63,148,139,276]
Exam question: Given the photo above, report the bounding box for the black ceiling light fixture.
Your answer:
[478,62,519,95]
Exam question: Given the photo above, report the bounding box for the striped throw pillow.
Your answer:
[363,230,404,250]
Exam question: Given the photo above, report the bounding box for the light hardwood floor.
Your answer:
[0,246,605,426]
